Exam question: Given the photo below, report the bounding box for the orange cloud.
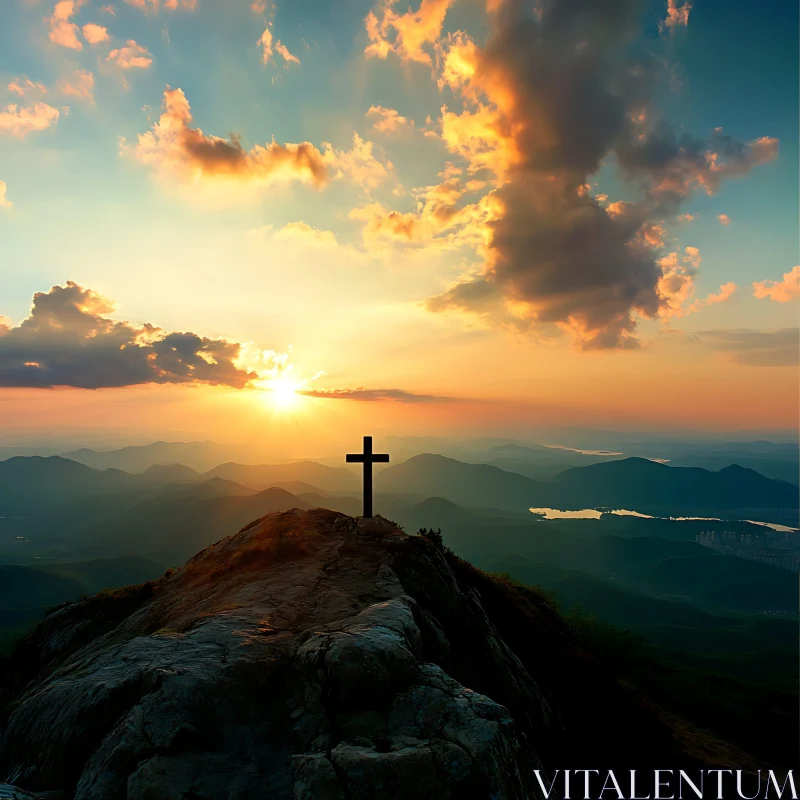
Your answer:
[662,0,691,30]
[126,87,329,189]
[367,105,413,134]
[258,26,299,65]
[0,180,11,209]
[258,26,274,62]
[8,78,47,97]
[122,0,196,10]
[48,0,84,50]
[58,69,94,102]
[82,22,109,44]
[0,102,60,138]
[717,213,730,226]
[658,248,736,317]
[365,0,454,65]
[753,266,800,303]
[322,132,391,190]
[107,40,153,69]
[402,1,777,348]
[275,41,299,64]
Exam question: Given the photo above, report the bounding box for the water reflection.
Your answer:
[528,507,798,531]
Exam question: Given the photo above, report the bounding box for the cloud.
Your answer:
[122,0,196,10]
[657,247,736,317]
[753,266,800,303]
[48,0,84,50]
[8,78,48,97]
[322,132,391,191]
[717,213,730,226]
[258,25,299,65]
[365,0,454,65]
[258,26,274,62]
[82,22,109,44]
[275,41,300,65]
[661,0,691,31]
[398,0,779,348]
[0,102,60,138]
[125,87,328,189]
[300,387,453,402]
[699,328,799,367]
[251,0,268,13]
[273,220,339,247]
[107,40,153,69]
[367,105,413,134]
[58,69,94,102]
[0,181,11,209]
[0,282,283,389]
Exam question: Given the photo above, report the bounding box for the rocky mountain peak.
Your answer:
[1,508,705,799]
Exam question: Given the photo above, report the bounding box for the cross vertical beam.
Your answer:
[346,435,390,518]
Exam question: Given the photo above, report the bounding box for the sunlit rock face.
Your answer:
[0,509,694,799]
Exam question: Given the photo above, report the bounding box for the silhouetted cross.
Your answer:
[346,436,389,518]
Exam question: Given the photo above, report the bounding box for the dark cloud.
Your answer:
[0,282,260,389]
[699,329,799,368]
[429,0,778,348]
[300,387,454,403]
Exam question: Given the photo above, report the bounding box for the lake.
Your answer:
[528,507,799,532]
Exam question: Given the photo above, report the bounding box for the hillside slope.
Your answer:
[0,509,743,799]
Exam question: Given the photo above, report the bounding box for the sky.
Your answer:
[0,0,797,455]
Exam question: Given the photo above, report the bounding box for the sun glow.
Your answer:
[266,376,302,409]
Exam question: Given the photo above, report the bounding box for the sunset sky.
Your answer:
[0,0,797,455]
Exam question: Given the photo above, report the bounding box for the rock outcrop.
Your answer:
[0,509,700,799]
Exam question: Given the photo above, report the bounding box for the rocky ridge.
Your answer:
[1,508,704,799]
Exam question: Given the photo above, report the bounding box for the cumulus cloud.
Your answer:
[322,132,391,191]
[48,0,83,50]
[365,0,454,64]
[0,181,11,209]
[126,87,328,188]
[125,88,390,196]
[699,328,799,367]
[753,266,800,303]
[300,387,453,402]
[82,22,109,43]
[0,102,60,137]
[717,213,730,226]
[58,69,94,102]
[0,282,281,389]
[380,0,780,348]
[107,40,153,69]
[273,220,339,247]
[367,105,414,134]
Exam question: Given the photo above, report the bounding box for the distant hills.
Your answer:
[61,440,230,473]
[377,453,798,515]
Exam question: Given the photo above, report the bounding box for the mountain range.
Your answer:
[377,453,798,515]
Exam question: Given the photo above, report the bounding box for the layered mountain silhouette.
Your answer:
[377,453,798,513]
[1,509,746,798]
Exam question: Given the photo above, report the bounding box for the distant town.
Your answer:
[696,529,800,572]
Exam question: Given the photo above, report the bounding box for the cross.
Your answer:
[346,435,389,518]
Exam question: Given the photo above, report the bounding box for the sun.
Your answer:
[267,376,301,410]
